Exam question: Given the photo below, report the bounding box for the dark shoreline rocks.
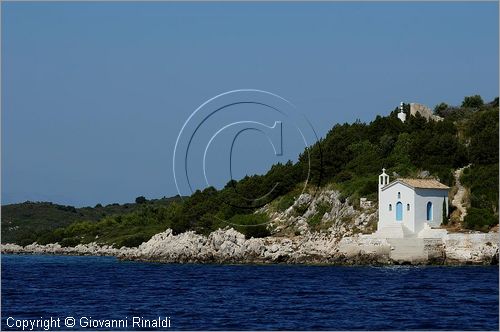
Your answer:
[2,228,498,266]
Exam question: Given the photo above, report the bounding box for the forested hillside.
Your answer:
[2,95,498,247]
[1,196,181,245]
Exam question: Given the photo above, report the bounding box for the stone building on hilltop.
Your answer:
[397,102,443,122]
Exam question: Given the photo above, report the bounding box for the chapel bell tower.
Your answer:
[379,168,389,191]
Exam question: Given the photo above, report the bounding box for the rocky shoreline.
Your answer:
[2,228,498,265]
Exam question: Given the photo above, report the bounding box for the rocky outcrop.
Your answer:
[3,228,497,265]
[0,242,133,256]
[444,233,499,264]
[410,103,443,122]
[262,190,376,237]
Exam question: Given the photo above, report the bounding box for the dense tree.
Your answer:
[135,196,147,204]
[461,95,484,108]
[467,108,499,165]
[434,102,449,117]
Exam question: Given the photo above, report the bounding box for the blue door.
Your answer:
[426,202,433,221]
[396,202,403,221]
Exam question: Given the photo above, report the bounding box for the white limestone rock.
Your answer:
[444,233,499,264]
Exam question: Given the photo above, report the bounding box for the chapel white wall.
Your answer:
[414,188,449,233]
[378,184,416,232]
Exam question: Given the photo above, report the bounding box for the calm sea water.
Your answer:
[1,254,498,331]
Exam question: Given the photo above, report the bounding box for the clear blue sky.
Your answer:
[2,2,498,207]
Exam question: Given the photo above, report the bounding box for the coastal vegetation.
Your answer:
[2,95,498,246]
[1,197,180,245]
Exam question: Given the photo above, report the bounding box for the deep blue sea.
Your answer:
[1,254,498,331]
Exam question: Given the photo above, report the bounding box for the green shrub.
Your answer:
[276,194,295,212]
[229,213,271,239]
[171,218,190,235]
[334,170,353,183]
[308,201,331,228]
[135,196,147,204]
[461,95,484,108]
[65,221,95,237]
[464,208,498,231]
[434,102,449,116]
[115,233,151,248]
[37,231,64,245]
[194,214,216,235]
[359,178,378,197]
[60,237,80,247]
[308,213,322,227]
[462,164,499,212]
[15,231,38,246]
[293,203,309,217]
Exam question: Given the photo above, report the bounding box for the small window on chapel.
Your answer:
[407,204,410,211]
[389,204,392,211]
[398,192,401,199]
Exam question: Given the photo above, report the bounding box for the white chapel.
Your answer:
[373,168,450,239]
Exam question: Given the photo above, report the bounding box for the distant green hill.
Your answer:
[1,197,181,245]
[2,95,498,247]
